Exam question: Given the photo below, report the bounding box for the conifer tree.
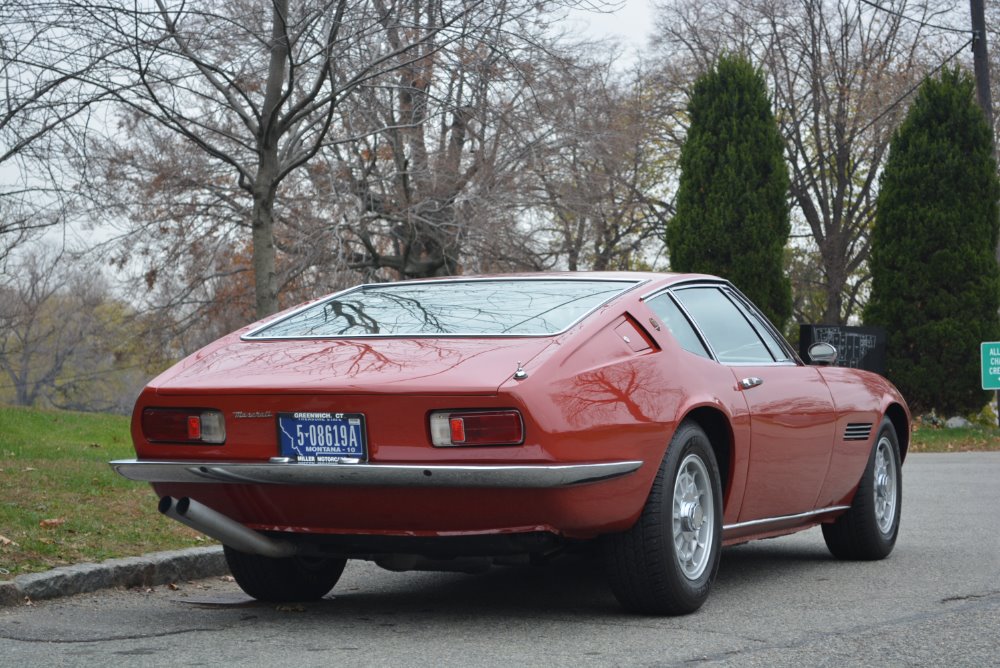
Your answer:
[865,68,1000,416]
[668,55,792,329]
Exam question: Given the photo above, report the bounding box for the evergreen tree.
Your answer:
[865,68,1000,416]
[668,55,792,329]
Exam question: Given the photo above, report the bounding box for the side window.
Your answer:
[646,294,711,358]
[673,287,775,364]
[727,291,791,362]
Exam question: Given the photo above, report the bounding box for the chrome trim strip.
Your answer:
[723,505,850,532]
[639,277,727,301]
[110,459,644,489]
[241,277,647,341]
[726,361,799,367]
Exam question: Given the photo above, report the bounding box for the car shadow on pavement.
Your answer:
[182,552,620,616]
[177,534,841,618]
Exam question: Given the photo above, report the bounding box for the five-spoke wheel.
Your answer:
[823,418,902,560]
[672,453,715,581]
[605,421,722,615]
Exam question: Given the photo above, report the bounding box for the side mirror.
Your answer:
[807,342,838,365]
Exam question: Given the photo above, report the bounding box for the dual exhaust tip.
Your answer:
[158,496,297,559]
[158,496,501,574]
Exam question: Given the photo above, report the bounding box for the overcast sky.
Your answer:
[569,0,656,60]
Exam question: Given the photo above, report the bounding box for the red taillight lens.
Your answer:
[142,408,226,444]
[430,410,524,447]
[449,417,466,443]
[187,416,202,440]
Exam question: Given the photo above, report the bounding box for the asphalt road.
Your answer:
[1,452,998,667]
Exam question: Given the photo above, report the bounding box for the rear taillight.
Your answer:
[142,408,226,444]
[429,410,524,447]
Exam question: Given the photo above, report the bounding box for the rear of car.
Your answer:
[114,277,660,579]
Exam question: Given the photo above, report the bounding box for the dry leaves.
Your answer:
[0,534,17,547]
[39,518,66,528]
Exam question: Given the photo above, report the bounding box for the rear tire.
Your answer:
[604,421,722,615]
[822,418,902,560]
[223,545,346,602]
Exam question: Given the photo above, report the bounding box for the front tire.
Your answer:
[224,546,347,602]
[604,421,722,615]
[822,418,902,560]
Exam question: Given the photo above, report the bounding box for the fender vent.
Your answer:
[844,423,873,441]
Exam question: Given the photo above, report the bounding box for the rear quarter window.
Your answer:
[646,293,711,359]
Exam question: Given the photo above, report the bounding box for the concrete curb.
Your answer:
[0,546,227,607]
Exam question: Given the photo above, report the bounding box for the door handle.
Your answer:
[739,377,763,390]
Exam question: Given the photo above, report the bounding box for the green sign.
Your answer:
[981,342,1000,390]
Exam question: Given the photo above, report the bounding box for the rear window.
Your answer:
[245,279,638,338]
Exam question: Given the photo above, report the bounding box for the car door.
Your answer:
[671,285,838,522]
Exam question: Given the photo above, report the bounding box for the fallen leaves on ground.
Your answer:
[0,535,17,547]
[39,518,66,529]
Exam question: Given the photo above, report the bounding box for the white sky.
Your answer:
[568,0,657,60]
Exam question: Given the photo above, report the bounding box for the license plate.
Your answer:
[277,412,367,462]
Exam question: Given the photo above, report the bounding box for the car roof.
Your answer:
[353,271,724,288]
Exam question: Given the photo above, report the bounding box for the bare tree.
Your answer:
[653,0,960,323]
[320,3,590,279]
[0,248,118,409]
[78,0,598,317]
[526,60,674,271]
[0,1,108,265]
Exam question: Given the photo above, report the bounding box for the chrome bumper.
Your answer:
[110,459,644,488]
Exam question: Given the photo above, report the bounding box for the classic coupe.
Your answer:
[113,273,908,614]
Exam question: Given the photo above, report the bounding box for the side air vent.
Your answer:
[844,423,873,441]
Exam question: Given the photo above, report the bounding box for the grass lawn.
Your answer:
[0,404,998,580]
[909,422,1000,452]
[0,405,208,580]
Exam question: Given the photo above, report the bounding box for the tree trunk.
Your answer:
[821,287,843,326]
[251,176,279,318]
[820,247,846,324]
[252,0,289,318]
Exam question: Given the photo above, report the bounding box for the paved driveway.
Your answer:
[1,452,998,667]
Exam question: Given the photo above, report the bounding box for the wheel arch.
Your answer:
[680,406,733,508]
[884,403,909,461]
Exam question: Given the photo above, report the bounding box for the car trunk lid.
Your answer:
[151,336,556,396]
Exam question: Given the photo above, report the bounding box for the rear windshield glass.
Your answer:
[246,279,638,338]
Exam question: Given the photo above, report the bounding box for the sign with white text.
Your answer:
[981,342,1000,390]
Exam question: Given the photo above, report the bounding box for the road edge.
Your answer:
[0,546,226,606]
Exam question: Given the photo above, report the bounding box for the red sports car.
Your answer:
[113,273,909,614]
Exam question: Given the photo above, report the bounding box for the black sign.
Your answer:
[799,325,887,375]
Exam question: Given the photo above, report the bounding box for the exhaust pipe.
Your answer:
[158,496,298,559]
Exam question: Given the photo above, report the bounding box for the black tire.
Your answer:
[822,418,902,560]
[604,421,722,615]
[223,546,347,602]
